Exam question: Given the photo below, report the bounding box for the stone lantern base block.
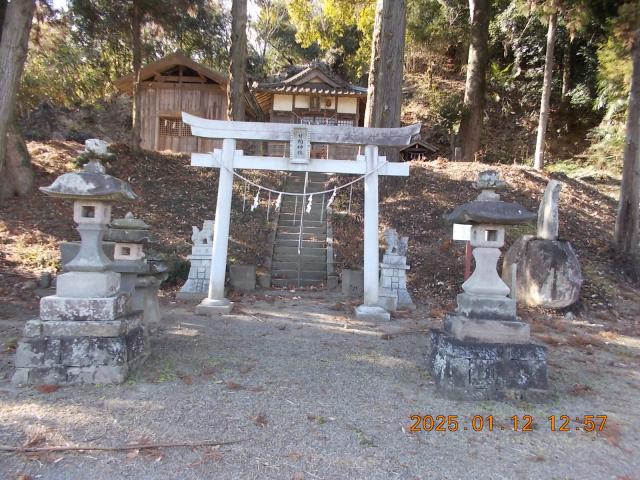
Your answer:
[40,293,129,322]
[12,312,147,386]
[354,304,390,321]
[455,293,517,321]
[56,271,121,298]
[444,315,531,344]
[426,330,548,401]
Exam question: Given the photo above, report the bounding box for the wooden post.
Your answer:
[196,138,236,315]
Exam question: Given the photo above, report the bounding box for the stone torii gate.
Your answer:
[182,113,421,321]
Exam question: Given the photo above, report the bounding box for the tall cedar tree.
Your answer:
[228,0,247,120]
[364,0,406,161]
[69,0,202,151]
[615,25,640,272]
[0,0,36,200]
[457,0,490,162]
[534,7,558,170]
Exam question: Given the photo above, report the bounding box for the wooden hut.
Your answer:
[400,140,438,161]
[115,52,237,153]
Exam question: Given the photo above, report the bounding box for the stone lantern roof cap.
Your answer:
[445,170,536,224]
[444,200,536,225]
[40,160,137,202]
[111,212,150,230]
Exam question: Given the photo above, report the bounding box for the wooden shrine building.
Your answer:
[251,64,368,159]
[115,52,256,153]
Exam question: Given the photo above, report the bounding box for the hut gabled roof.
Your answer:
[114,52,228,93]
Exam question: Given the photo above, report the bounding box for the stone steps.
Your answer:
[271,269,326,281]
[278,225,326,234]
[271,260,326,271]
[269,172,331,288]
[271,278,326,288]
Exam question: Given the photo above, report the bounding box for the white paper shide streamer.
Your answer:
[326,186,337,209]
[251,188,261,212]
[306,194,313,213]
[275,192,282,211]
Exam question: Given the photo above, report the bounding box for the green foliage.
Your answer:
[250,0,319,75]
[595,35,632,119]
[19,17,111,112]
[406,0,468,62]
[287,0,374,80]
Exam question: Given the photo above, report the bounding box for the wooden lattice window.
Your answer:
[158,116,192,137]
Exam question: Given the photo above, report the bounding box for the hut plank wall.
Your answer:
[139,83,226,153]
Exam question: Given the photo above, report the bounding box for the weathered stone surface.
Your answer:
[354,304,390,321]
[132,274,166,328]
[60,337,126,367]
[502,236,583,309]
[341,269,364,297]
[444,315,530,344]
[12,320,146,385]
[537,180,562,240]
[60,241,116,269]
[40,159,137,202]
[454,293,517,322]
[426,330,548,401]
[461,247,510,297]
[27,317,141,337]
[229,264,256,292]
[40,294,129,321]
[56,271,121,298]
[196,298,233,315]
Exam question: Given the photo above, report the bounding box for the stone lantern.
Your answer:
[426,170,548,400]
[106,212,167,330]
[13,152,147,385]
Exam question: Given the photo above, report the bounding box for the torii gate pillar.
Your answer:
[195,138,236,315]
[354,145,390,321]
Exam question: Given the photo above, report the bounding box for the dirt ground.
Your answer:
[1,291,639,480]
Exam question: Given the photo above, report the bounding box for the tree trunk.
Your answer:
[561,41,570,102]
[614,26,640,271]
[130,0,142,151]
[0,0,36,200]
[364,0,406,162]
[457,0,490,162]
[2,119,33,197]
[228,0,247,121]
[533,11,557,171]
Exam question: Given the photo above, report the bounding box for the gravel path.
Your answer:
[1,291,639,479]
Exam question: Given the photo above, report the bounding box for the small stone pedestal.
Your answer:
[177,220,213,302]
[12,151,147,385]
[427,171,547,400]
[377,229,415,312]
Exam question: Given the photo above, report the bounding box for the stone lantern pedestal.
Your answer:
[12,150,147,385]
[426,171,548,401]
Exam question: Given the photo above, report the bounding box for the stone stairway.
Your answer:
[271,172,329,288]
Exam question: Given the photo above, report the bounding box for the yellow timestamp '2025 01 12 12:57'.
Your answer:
[408,415,608,433]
